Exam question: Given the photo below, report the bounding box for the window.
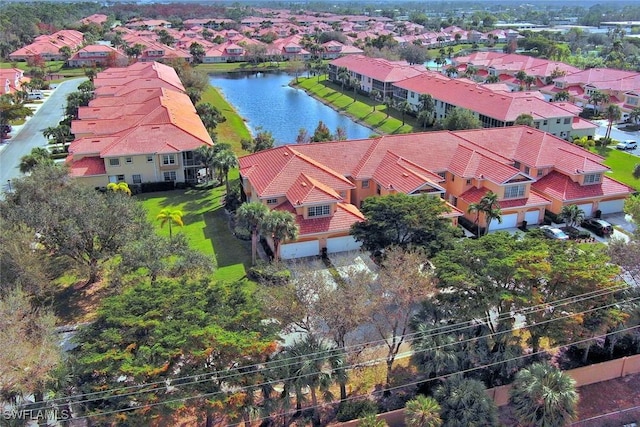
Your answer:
[109,158,120,166]
[584,173,601,184]
[628,97,638,106]
[339,191,347,198]
[308,205,330,217]
[543,120,548,126]
[162,154,176,165]
[108,174,125,183]
[513,161,521,169]
[163,171,177,182]
[362,180,370,189]
[524,166,530,175]
[147,155,154,162]
[534,122,540,129]
[132,174,142,184]
[466,179,472,185]
[125,157,132,164]
[504,184,525,199]
[564,118,571,124]
[437,171,446,179]
[537,169,544,177]
[556,118,561,124]
[266,198,278,205]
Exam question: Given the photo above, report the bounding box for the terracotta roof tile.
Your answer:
[68,156,106,177]
[285,173,343,206]
[459,186,551,210]
[532,171,633,202]
[275,201,364,236]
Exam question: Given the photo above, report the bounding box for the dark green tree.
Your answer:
[351,193,460,256]
[442,108,482,131]
[435,376,498,427]
[241,128,275,153]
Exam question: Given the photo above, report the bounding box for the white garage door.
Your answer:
[598,199,625,215]
[524,210,541,225]
[576,203,593,217]
[326,236,362,254]
[489,213,518,231]
[280,241,319,259]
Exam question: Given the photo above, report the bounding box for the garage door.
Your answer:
[280,241,319,259]
[326,236,362,254]
[576,203,593,217]
[524,210,541,225]
[489,213,518,231]
[598,199,625,215]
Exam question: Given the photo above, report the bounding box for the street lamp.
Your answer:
[7,179,11,191]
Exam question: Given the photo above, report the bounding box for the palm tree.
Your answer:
[445,66,458,78]
[398,100,413,126]
[214,148,238,195]
[435,376,498,427]
[106,182,131,195]
[463,65,478,80]
[524,75,536,90]
[261,210,298,261]
[236,202,269,265]
[283,336,345,427]
[485,75,500,84]
[467,191,501,237]
[629,106,640,125]
[412,324,461,380]
[588,90,609,115]
[383,97,393,119]
[371,89,381,112]
[195,144,217,182]
[604,104,621,140]
[337,66,350,90]
[560,204,586,228]
[19,147,53,173]
[43,124,72,145]
[553,90,570,102]
[156,208,184,238]
[418,94,435,128]
[358,414,388,427]
[405,395,442,427]
[515,70,527,88]
[509,362,579,427]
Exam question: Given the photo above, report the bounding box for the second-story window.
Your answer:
[362,180,370,189]
[504,184,525,199]
[163,154,176,165]
[266,198,278,205]
[109,158,120,167]
[584,173,601,184]
[308,205,330,217]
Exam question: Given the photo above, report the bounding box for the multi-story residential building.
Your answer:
[0,68,28,95]
[67,45,128,68]
[393,73,597,139]
[66,62,213,188]
[9,30,85,62]
[239,127,632,259]
[329,55,428,99]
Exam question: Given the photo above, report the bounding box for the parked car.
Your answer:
[539,225,570,240]
[27,91,44,100]
[581,218,613,237]
[616,140,637,150]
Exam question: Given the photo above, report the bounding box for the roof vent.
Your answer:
[284,152,289,156]
[402,173,409,177]
[526,130,533,134]
[301,182,307,187]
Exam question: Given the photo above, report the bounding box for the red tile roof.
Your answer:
[330,55,428,82]
[459,186,551,210]
[532,171,633,202]
[275,201,364,236]
[285,173,343,206]
[67,156,107,177]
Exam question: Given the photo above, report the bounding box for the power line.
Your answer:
[67,325,640,424]
[28,293,638,415]
[31,283,629,409]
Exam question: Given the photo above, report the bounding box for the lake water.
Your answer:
[209,72,375,145]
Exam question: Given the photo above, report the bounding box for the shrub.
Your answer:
[544,210,560,224]
[247,261,290,285]
[336,399,379,422]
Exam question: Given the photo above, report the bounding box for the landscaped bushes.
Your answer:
[458,216,484,237]
[335,399,379,422]
[544,209,561,224]
[140,181,175,193]
[247,261,290,285]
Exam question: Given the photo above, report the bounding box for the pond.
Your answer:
[209,72,376,146]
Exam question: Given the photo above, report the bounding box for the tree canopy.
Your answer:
[350,193,460,256]
[441,108,482,131]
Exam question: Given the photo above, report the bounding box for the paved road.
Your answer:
[0,78,85,193]
[593,119,640,156]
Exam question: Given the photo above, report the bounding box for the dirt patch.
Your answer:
[53,278,111,325]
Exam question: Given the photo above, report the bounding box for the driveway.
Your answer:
[0,78,86,192]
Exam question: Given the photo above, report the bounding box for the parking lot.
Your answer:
[593,119,640,157]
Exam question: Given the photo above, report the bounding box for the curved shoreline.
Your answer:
[289,80,383,137]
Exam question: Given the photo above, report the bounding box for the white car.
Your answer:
[616,140,637,150]
[27,91,44,100]
[539,225,570,240]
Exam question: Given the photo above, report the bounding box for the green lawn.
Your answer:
[200,85,251,155]
[592,147,640,191]
[137,179,252,282]
[296,76,416,135]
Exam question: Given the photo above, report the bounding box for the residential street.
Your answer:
[0,78,85,193]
